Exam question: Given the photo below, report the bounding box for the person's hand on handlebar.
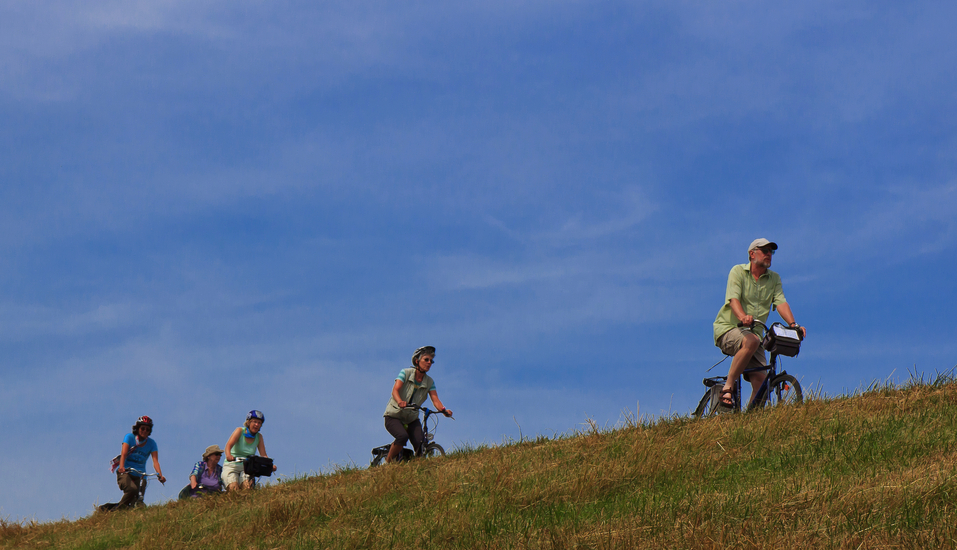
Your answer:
[738,315,754,327]
[397,400,408,408]
[441,408,453,418]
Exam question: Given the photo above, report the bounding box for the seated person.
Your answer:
[179,445,224,499]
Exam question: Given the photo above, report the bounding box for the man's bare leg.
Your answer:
[722,332,761,406]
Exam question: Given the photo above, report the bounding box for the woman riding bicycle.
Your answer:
[111,415,166,510]
[223,410,276,491]
[382,346,453,464]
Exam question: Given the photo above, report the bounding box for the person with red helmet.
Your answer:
[111,415,166,510]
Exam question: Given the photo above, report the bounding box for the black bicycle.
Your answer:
[371,404,450,467]
[694,320,804,417]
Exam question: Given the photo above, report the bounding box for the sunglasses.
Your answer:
[757,247,775,256]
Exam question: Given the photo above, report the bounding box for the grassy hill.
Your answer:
[4,375,957,549]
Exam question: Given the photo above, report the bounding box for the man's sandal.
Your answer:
[716,389,735,412]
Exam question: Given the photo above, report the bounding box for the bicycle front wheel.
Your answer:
[424,443,445,458]
[693,387,721,418]
[766,374,802,407]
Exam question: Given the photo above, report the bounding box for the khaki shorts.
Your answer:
[222,460,250,487]
[717,327,768,380]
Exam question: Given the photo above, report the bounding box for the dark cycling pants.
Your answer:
[116,472,142,509]
[384,417,424,453]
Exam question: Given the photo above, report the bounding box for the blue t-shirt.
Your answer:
[122,433,158,475]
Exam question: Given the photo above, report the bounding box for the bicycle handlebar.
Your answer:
[125,468,160,479]
[738,319,805,341]
[402,403,454,419]
[737,319,768,330]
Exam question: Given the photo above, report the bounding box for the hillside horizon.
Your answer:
[3,372,956,549]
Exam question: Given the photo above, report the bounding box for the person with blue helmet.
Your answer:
[222,410,275,491]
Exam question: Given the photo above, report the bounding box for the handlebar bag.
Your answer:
[761,323,802,357]
[243,456,274,477]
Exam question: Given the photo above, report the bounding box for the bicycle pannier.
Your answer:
[243,456,274,477]
[761,322,802,357]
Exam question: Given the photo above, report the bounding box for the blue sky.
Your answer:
[2,1,956,522]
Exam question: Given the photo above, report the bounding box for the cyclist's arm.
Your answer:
[224,428,242,462]
[728,298,753,327]
[117,442,131,474]
[776,303,807,337]
[150,451,166,483]
[391,379,408,408]
[428,390,452,417]
[257,434,269,459]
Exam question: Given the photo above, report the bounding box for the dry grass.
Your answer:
[4,376,957,549]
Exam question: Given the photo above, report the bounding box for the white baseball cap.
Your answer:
[748,238,778,252]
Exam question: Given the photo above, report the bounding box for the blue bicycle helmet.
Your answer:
[246,410,265,423]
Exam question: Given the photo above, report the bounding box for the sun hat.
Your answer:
[203,445,225,459]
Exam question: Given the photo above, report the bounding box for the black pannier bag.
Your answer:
[761,322,802,357]
[243,455,274,477]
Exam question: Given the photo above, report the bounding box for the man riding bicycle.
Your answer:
[713,238,807,412]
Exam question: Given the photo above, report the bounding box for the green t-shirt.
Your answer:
[713,263,787,344]
[229,428,261,459]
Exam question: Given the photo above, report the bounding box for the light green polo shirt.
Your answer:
[713,262,787,344]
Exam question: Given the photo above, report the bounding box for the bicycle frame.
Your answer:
[732,356,782,411]
[371,405,449,466]
[697,320,803,415]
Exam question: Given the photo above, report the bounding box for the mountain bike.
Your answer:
[97,468,160,512]
[694,320,804,417]
[371,404,450,467]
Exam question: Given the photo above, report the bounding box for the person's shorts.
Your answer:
[716,327,768,380]
[222,460,250,487]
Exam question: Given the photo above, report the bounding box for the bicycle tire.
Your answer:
[424,443,445,458]
[693,387,721,418]
[765,374,802,407]
[370,454,385,468]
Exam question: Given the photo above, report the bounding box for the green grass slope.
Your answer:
[4,378,957,549]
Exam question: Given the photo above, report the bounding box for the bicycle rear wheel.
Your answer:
[766,374,802,407]
[693,387,721,418]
